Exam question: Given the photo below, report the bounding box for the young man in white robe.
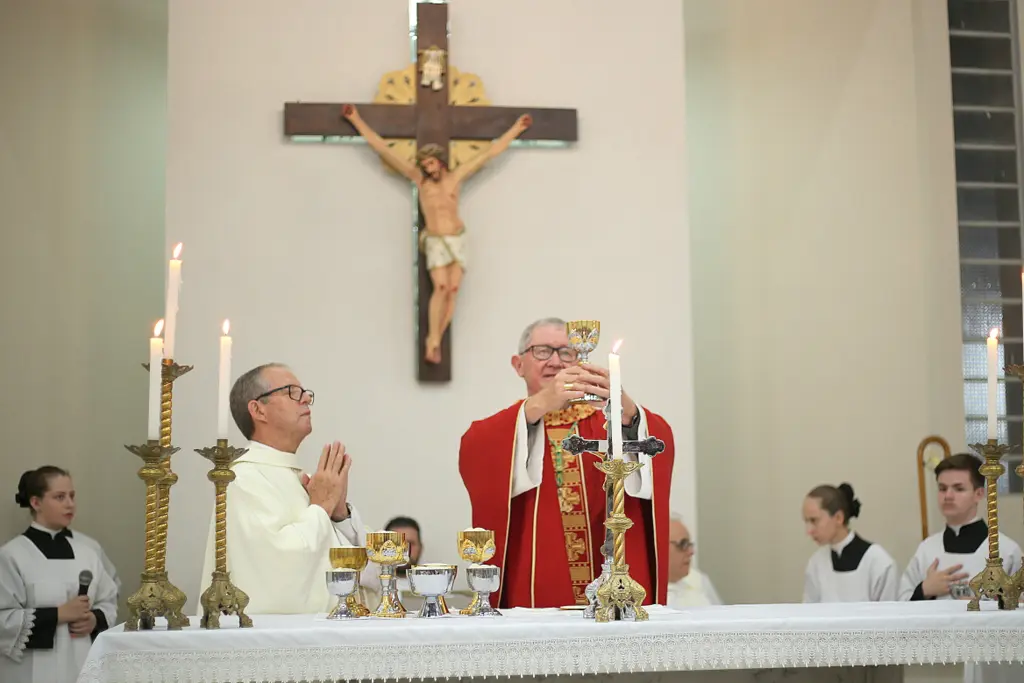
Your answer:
[899,453,1023,683]
[0,466,118,683]
[199,363,374,616]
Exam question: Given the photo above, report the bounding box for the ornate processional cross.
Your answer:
[282,1,579,383]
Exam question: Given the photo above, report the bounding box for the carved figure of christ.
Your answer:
[343,105,532,365]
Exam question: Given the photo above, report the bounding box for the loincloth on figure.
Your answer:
[419,229,467,270]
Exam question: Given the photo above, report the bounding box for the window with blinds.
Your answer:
[950,0,1024,491]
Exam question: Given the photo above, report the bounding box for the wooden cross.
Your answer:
[282,1,578,383]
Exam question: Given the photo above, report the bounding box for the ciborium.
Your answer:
[329,547,371,617]
[408,564,458,618]
[457,529,501,616]
[325,568,360,620]
[966,440,1020,611]
[366,530,408,618]
[565,320,601,404]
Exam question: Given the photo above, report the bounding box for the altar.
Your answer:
[78,601,1024,683]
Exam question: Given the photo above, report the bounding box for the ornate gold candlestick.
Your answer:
[366,531,408,618]
[1015,459,1024,598]
[593,458,648,622]
[123,441,189,631]
[330,547,371,617]
[195,439,252,629]
[966,439,1020,611]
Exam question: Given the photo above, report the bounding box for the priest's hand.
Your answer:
[57,596,91,624]
[921,559,968,598]
[69,611,97,638]
[581,366,639,424]
[306,441,351,516]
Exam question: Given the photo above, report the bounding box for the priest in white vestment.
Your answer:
[199,363,372,615]
[665,515,722,608]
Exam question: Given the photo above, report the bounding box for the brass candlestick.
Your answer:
[593,458,648,622]
[1015,459,1024,597]
[195,439,252,629]
[966,440,1020,611]
[123,441,190,631]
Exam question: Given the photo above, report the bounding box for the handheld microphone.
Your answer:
[78,570,93,597]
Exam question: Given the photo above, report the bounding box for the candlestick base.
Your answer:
[200,571,253,629]
[124,571,190,631]
[968,558,1020,611]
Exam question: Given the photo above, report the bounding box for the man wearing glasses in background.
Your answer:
[459,318,675,609]
[666,513,722,608]
[198,363,372,615]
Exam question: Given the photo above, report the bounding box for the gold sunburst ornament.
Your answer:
[371,64,492,175]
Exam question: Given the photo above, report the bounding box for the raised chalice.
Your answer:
[366,530,408,618]
[325,568,359,620]
[408,564,458,618]
[329,547,371,617]
[565,319,601,404]
[458,529,502,616]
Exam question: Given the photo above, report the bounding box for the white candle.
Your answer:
[148,320,164,441]
[217,319,232,439]
[987,328,999,441]
[610,340,624,460]
[163,243,183,359]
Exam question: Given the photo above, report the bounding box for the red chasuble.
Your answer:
[459,401,674,609]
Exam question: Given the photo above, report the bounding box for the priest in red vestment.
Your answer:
[459,317,675,609]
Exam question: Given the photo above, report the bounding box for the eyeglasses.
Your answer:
[670,539,694,552]
[253,384,315,405]
[522,345,578,362]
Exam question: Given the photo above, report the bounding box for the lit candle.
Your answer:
[610,339,624,460]
[987,327,999,441]
[217,319,232,439]
[164,243,183,359]
[148,320,164,441]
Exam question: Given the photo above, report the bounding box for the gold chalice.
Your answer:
[458,529,501,616]
[565,320,601,404]
[366,531,408,618]
[329,547,371,617]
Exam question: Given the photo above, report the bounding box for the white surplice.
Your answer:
[0,525,118,683]
[513,402,654,498]
[667,569,722,608]
[803,532,899,603]
[199,441,372,615]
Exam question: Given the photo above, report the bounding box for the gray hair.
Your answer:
[670,511,686,524]
[517,318,567,354]
[229,363,289,440]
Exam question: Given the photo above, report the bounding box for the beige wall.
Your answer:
[0,0,167,611]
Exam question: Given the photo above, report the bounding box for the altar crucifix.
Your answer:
[283,1,579,382]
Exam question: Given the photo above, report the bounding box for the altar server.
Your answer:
[802,482,898,602]
[0,466,118,683]
[899,453,1022,602]
[199,363,373,615]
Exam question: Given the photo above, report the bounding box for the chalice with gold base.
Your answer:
[458,529,501,616]
[330,547,371,617]
[366,531,408,618]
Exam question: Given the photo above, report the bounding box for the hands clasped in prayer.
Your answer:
[301,441,352,522]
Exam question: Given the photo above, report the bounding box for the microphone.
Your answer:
[78,570,93,597]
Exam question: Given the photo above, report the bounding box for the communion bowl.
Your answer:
[466,564,500,594]
[408,564,458,618]
[330,546,368,571]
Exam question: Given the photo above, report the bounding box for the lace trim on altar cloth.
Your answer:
[77,628,1024,683]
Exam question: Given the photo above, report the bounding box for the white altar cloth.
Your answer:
[78,602,1024,683]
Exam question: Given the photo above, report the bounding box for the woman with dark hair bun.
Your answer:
[0,467,118,683]
[801,482,898,602]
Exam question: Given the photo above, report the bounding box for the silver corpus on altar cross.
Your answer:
[561,404,666,620]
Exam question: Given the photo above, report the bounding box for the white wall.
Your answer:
[0,0,167,610]
[686,0,987,605]
[165,0,694,607]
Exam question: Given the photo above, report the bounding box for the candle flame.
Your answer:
[222,319,230,335]
[990,328,1000,340]
[172,242,182,259]
[612,339,623,354]
[153,319,164,337]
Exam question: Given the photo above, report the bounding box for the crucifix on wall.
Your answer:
[283,1,578,383]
